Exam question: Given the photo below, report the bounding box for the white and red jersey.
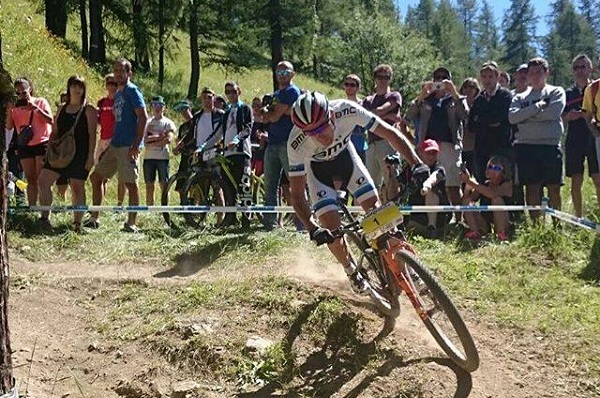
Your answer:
[287,99,382,177]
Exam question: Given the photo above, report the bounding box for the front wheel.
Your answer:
[394,250,480,372]
[346,232,400,318]
[181,173,231,229]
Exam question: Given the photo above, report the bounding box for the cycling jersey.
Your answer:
[288,99,382,176]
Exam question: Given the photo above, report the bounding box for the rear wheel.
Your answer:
[393,250,480,372]
[181,173,231,229]
[346,232,400,318]
[161,173,189,228]
[250,173,265,222]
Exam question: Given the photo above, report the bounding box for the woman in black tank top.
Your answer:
[37,75,98,231]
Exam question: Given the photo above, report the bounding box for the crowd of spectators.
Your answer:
[4,54,600,240]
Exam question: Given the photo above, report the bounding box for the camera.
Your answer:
[433,82,445,91]
[15,98,28,107]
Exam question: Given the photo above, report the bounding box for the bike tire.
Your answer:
[394,249,480,372]
[161,173,188,228]
[181,173,230,229]
[251,174,265,222]
[346,232,401,318]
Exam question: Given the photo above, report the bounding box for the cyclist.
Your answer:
[288,91,428,293]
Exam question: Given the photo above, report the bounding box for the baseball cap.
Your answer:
[418,139,440,153]
[516,63,528,72]
[173,99,192,112]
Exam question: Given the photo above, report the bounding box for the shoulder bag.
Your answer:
[46,104,86,169]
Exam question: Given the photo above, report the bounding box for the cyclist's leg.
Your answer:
[347,144,380,212]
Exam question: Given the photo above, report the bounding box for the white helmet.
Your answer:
[291,91,329,130]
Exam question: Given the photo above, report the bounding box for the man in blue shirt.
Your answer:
[259,61,301,229]
[87,58,148,232]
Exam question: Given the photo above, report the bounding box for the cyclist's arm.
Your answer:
[289,175,318,232]
[371,121,421,167]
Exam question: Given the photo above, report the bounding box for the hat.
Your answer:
[173,99,191,112]
[201,87,215,95]
[151,95,165,106]
[432,66,452,80]
[516,63,528,72]
[418,139,440,153]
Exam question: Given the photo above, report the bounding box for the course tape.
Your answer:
[11,204,540,214]
[545,207,599,232]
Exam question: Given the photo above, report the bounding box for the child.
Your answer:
[460,155,513,241]
[143,95,176,206]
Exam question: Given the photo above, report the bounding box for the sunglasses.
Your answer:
[106,81,117,86]
[375,74,391,80]
[487,164,504,172]
[276,69,292,76]
[15,91,27,96]
[304,118,330,136]
[225,90,238,95]
[344,82,358,87]
[573,64,589,71]
[434,75,449,81]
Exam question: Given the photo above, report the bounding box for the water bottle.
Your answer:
[8,172,28,191]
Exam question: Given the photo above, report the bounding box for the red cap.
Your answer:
[418,139,440,153]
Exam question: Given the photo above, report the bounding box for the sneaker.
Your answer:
[121,223,139,233]
[38,217,52,229]
[348,271,369,295]
[464,230,482,241]
[83,218,100,229]
[425,225,438,239]
[496,231,509,241]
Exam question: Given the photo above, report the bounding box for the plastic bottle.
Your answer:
[8,172,28,191]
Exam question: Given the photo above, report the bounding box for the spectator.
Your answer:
[407,66,466,211]
[459,77,481,174]
[510,63,530,220]
[171,99,195,193]
[55,91,70,201]
[512,64,529,94]
[38,75,97,231]
[250,96,267,176]
[498,70,511,89]
[6,77,53,206]
[508,57,566,222]
[583,58,600,189]
[259,60,301,230]
[143,95,176,206]
[86,58,148,232]
[363,64,402,192]
[563,54,600,218]
[406,139,450,238]
[96,73,125,205]
[468,61,513,183]
[460,155,513,241]
[221,81,253,228]
[215,95,228,111]
[343,74,368,162]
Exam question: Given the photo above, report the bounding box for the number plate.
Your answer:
[361,202,403,241]
[202,148,217,161]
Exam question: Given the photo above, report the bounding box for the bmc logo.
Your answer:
[334,107,357,119]
[312,135,351,160]
[291,131,306,150]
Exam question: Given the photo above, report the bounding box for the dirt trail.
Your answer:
[8,251,592,398]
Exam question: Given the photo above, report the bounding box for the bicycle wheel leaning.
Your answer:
[346,231,401,318]
[181,172,231,229]
[393,249,480,372]
[161,173,189,228]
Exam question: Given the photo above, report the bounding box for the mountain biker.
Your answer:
[288,91,428,293]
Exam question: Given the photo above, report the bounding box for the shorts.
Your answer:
[565,133,599,177]
[308,146,377,218]
[94,138,112,165]
[143,159,169,183]
[18,142,48,159]
[515,144,563,186]
[93,145,139,184]
[437,141,461,187]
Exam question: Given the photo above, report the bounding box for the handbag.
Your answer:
[16,111,35,148]
[46,104,85,169]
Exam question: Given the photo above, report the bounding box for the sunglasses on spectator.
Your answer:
[15,91,27,96]
[487,164,504,172]
[106,81,118,86]
[276,69,292,76]
[304,118,330,136]
[434,75,449,81]
[225,90,238,95]
[573,64,589,71]
[344,81,358,87]
[375,74,391,80]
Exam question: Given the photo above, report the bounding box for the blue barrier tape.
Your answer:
[545,208,599,232]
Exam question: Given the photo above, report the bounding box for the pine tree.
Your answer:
[578,0,600,47]
[405,0,435,38]
[430,0,470,81]
[474,0,502,66]
[501,0,537,69]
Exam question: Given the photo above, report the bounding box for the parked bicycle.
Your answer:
[333,192,480,372]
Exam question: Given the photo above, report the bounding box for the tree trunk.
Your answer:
[89,0,106,64]
[0,32,15,394]
[80,0,89,59]
[45,0,67,38]
[158,0,165,91]
[187,0,200,100]
[269,0,283,91]
[132,0,150,72]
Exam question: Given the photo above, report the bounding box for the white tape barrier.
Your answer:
[545,208,600,232]
[11,204,542,214]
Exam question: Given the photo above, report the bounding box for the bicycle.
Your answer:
[333,194,480,372]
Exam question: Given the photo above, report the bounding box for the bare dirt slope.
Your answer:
[8,251,593,398]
